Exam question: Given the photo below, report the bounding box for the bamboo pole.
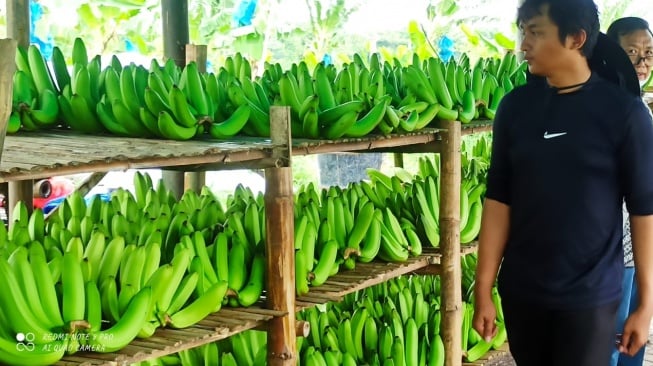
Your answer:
[160,0,189,199]
[6,0,32,220]
[439,120,462,366]
[265,106,296,366]
[6,0,29,46]
[0,39,16,222]
[184,44,207,194]
[0,39,17,164]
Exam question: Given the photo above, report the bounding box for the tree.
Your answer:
[303,0,361,61]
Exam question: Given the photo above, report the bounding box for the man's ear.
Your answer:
[568,29,588,50]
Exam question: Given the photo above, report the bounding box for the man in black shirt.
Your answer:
[472,0,653,365]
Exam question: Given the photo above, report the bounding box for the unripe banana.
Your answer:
[238,255,265,307]
[157,110,198,141]
[88,287,152,352]
[27,44,56,96]
[169,280,228,328]
[208,103,251,139]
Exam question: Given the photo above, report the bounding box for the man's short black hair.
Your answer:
[517,0,600,58]
[606,17,653,42]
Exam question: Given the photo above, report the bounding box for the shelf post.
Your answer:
[6,0,29,46]
[393,152,404,168]
[6,0,33,220]
[184,44,208,194]
[439,120,462,365]
[161,0,189,200]
[265,106,296,366]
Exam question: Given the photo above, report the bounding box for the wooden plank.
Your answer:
[461,241,479,256]
[439,120,463,366]
[295,255,437,311]
[0,133,274,182]
[293,129,441,155]
[0,129,446,183]
[461,121,493,136]
[55,307,275,365]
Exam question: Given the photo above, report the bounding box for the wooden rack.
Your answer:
[0,116,481,365]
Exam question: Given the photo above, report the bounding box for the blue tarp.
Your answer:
[42,193,112,215]
[30,1,53,60]
[232,0,258,27]
[438,35,455,62]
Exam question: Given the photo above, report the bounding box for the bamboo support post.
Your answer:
[160,0,189,199]
[6,1,29,46]
[0,39,17,164]
[265,106,295,365]
[439,120,462,366]
[184,44,207,193]
[6,1,32,219]
[1,36,16,220]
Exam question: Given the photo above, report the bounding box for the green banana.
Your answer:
[458,89,477,123]
[324,110,360,140]
[0,258,52,343]
[208,103,250,139]
[184,62,209,117]
[344,95,391,137]
[120,65,142,117]
[315,63,336,111]
[87,287,152,352]
[96,100,131,136]
[310,239,338,286]
[169,280,228,328]
[0,336,67,366]
[318,100,365,126]
[157,110,198,141]
[62,251,86,325]
[27,44,56,96]
[168,85,199,128]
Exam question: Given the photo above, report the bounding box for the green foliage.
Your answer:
[303,0,361,57]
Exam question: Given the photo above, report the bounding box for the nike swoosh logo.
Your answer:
[543,131,567,139]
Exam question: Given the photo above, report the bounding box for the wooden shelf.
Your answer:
[55,307,284,366]
[292,128,443,155]
[295,252,441,310]
[461,241,479,255]
[0,128,447,183]
[0,131,276,183]
[461,121,493,136]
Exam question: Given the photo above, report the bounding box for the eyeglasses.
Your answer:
[627,54,653,66]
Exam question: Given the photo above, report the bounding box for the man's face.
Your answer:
[618,29,653,82]
[519,6,580,77]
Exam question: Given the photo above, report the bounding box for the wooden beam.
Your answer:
[265,106,295,366]
[0,39,17,164]
[0,6,34,222]
[6,0,29,47]
[438,120,462,366]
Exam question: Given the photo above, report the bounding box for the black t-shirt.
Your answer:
[486,73,653,309]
